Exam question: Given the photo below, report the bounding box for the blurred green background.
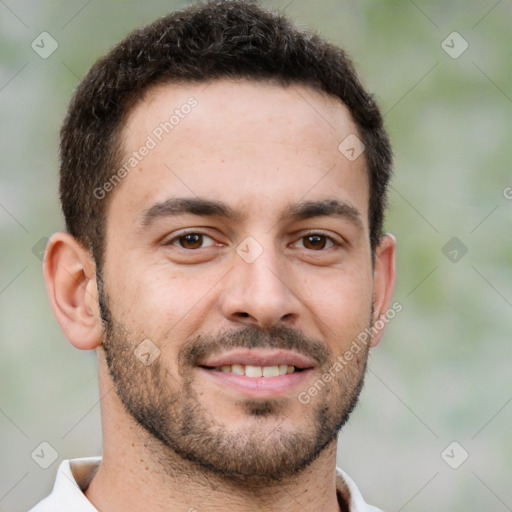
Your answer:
[1,1,510,510]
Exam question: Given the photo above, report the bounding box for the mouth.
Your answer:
[197,349,315,399]
[200,363,303,377]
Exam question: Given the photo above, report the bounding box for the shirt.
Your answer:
[28,457,382,512]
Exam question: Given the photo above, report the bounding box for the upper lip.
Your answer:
[199,349,315,370]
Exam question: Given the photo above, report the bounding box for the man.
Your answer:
[32,0,396,510]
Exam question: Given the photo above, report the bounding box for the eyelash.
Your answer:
[294,231,340,250]
[165,230,341,251]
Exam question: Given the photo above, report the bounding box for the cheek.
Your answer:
[297,264,373,348]
[109,262,221,343]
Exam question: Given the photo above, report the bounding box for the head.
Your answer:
[59,0,392,267]
[45,0,395,483]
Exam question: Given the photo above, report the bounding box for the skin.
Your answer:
[44,79,396,512]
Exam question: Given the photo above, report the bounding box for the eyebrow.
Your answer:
[139,197,362,229]
[282,199,362,226]
[140,197,242,227]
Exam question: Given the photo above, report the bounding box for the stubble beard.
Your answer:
[98,285,369,484]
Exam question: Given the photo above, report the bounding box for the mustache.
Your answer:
[179,325,331,369]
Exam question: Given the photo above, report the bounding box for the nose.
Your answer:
[219,241,302,330]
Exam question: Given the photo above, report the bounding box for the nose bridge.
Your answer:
[222,235,300,328]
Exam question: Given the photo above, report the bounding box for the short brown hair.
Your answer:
[59,0,392,266]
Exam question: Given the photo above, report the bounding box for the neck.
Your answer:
[85,353,343,512]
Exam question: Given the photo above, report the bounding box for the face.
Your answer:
[99,79,378,480]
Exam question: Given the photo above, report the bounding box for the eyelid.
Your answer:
[162,228,344,251]
[291,230,343,250]
[164,229,220,248]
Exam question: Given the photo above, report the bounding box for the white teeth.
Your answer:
[245,365,263,378]
[231,364,245,375]
[211,364,297,377]
[262,365,280,377]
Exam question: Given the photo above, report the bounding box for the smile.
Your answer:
[202,364,300,377]
[197,349,314,398]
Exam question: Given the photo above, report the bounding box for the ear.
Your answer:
[43,232,102,350]
[370,233,397,347]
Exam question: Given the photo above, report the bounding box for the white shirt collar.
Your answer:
[29,457,101,512]
[29,457,382,512]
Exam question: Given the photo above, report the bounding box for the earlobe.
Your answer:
[43,232,103,350]
[370,233,397,347]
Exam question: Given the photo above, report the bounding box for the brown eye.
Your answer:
[179,233,202,249]
[303,235,327,250]
[170,233,216,250]
[293,233,336,251]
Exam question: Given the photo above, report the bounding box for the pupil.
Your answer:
[307,235,325,250]
[182,234,202,249]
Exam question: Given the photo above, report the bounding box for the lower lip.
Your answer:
[198,367,313,399]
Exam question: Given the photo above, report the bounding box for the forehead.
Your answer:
[109,79,369,229]
[126,78,360,153]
